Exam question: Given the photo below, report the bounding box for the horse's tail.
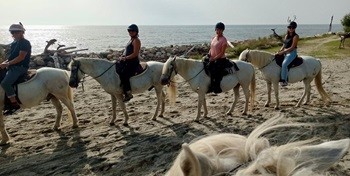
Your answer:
[314,61,331,104]
[167,81,177,105]
[65,70,74,122]
[249,67,256,112]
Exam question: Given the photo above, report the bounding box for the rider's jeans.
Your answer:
[281,49,297,82]
[1,65,28,97]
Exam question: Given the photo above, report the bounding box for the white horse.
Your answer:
[68,57,175,126]
[239,49,331,109]
[160,57,256,121]
[0,67,78,145]
[166,116,350,176]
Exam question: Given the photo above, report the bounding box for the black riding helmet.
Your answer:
[127,24,139,33]
[215,22,225,30]
[287,21,297,29]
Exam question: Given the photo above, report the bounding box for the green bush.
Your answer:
[341,13,350,32]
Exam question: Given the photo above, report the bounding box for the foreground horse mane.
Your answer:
[166,115,349,176]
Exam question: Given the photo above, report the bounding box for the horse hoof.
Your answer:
[194,119,200,123]
[0,141,10,146]
[264,104,269,107]
[226,112,232,116]
[72,124,79,128]
[242,112,247,116]
[152,118,157,121]
[123,123,129,127]
[274,107,280,110]
[158,114,164,118]
[53,126,60,131]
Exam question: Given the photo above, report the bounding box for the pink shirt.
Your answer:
[210,35,227,60]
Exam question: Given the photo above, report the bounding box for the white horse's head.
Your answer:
[160,56,177,85]
[238,49,251,62]
[68,57,85,88]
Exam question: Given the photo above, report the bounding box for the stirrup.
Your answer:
[3,103,21,115]
[123,94,133,102]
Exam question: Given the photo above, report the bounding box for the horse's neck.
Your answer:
[251,51,273,68]
[80,59,113,78]
[176,58,203,80]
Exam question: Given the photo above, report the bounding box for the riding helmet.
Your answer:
[127,24,139,33]
[215,22,225,30]
[287,21,297,29]
[9,23,25,32]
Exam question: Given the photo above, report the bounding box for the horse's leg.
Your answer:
[272,82,280,110]
[110,94,117,125]
[50,96,63,130]
[241,84,250,115]
[264,81,272,107]
[57,96,78,128]
[158,90,165,118]
[0,113,10,145]
[226,84,240,116]
[203,96,208,118]
[304,79,313,105]
[152,87,162,120]
[116,94,129,126]
[195,93,205,122]
[297,80,311,107]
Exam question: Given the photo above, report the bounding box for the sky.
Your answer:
[1,0,349,25]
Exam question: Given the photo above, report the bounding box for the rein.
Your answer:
[74,60,116,91]
[167,57,205,84]
[170,67,205,84]
[257,57,274,70]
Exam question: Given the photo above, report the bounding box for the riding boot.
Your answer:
[213,80,222,94]
[3,102,21,115]
[123,91,133,102]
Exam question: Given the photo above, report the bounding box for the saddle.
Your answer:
[203,58,239,93]
[275,54,303,69]
[0,69,37,109]
[115,61,148,76]
[203,58,239,77]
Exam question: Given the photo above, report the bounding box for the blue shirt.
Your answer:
[8,38,31,68]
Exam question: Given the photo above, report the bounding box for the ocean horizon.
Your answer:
[0,24,343,54]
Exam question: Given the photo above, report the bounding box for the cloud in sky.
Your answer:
[1,0,349,25]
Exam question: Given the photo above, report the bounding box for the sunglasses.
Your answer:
[10,31,21,34]
[127,30,136,32]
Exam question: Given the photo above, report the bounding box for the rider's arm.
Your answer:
[7,51,27,65]
[125,38,141,60]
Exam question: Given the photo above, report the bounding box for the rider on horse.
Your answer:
[119,24,141,102]
[207,22,230,93]
[277,21,299,87]
[0,23,31,115]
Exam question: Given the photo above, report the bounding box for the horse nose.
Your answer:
[160,75,169,85]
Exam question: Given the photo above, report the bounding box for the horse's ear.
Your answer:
[283,139,350,175]
[180,143,201,176]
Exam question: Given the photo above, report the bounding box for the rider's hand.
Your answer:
[0,62,9,69]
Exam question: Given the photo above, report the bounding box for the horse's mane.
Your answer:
[68,57,114,70]
[240,49,274,68]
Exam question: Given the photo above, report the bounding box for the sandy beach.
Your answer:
[0,44,349,175]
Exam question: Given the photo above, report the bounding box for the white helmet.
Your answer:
[9,23,25,32]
